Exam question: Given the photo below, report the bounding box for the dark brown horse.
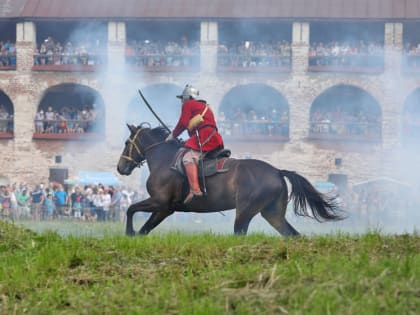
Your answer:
[117,124,343,236]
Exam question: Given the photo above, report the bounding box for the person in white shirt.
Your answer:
[92,188,105,221]
[44,106,56,133]
[102,189,112,221]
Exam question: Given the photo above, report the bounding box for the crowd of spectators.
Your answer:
[341,183,420,228]
[34,105,98,134]
[0,105,13,133]
[0,40,16,67]
[310,106,381,138]
[218,40,291,68]
[0,181,145,222]
[403,42,420,68]
[34,36,105,66]
[2,178,417,229]
[308,40,384,68]
[126,36,200,68]
[217,107,289,137]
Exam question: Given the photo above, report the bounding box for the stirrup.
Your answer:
[184,190,203,204]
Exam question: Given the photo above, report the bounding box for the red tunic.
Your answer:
[172,99,224,152]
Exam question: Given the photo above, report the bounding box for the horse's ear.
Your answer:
[127,124,137,134]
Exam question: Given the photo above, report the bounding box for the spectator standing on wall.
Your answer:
[35,110,44,133]
[44,106,55,133]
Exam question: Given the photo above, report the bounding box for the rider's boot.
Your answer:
[184,162,203,204]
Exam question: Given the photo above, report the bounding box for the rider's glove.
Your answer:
[165,132,175,142]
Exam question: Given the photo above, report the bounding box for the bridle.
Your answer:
[120,127,164,168]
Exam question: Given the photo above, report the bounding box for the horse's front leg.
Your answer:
[125,198,173,236]
[126,198,156,236]
[138,210,174,235]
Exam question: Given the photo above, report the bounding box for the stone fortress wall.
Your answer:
[1,20,419,189]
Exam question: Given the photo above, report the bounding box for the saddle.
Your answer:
[171,148,231,178]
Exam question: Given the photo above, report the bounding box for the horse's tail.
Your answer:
[279,169,344,222]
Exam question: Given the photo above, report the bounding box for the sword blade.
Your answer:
[138,89,171,132]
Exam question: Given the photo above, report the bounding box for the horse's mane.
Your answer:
[145,126,183,147]
[149,126,170,140]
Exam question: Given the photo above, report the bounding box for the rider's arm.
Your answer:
[172,102,192,137]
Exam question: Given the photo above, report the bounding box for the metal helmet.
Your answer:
[176,84,199,101]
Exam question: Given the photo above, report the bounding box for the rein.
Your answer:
[121,128,165,168]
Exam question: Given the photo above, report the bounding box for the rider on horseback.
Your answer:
[165,84,224,204]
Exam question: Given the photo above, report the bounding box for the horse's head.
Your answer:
[117,123,172,175]
[117,124,147,175]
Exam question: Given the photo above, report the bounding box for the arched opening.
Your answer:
[309,85,381,142]
[218,84,289,141]
[33,83,105,140]
[127,83,183,132]
[0,91,14,138]
[402,88,420,145]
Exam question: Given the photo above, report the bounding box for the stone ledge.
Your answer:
[222,134,289,142]
[32,65,103,72]
[0,133,14,139]
[32,133,103,141]
[307,133,381,143]
[307,65,384,74]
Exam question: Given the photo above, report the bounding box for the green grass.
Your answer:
[0,219,419,315]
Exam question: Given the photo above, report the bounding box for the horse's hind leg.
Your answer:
[234,210,258,235]
[261,196,300,237]
[234,199,261,235]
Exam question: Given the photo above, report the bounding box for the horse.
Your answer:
[117,124,344,236]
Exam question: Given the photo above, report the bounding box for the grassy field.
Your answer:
[0,219,419,315]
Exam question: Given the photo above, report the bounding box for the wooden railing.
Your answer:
[217,120,289,141]
[126,54,200,71]
[33,119,101,140]
[217,54,291,72]
[308,55,384,73]
[308,121,381,142]
[0,55,16,70]
[33,53,106,71]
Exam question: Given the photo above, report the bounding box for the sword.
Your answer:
[195,129,207,196]
[138,89,171,133]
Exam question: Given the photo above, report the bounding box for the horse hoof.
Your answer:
[126,230,135,237]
